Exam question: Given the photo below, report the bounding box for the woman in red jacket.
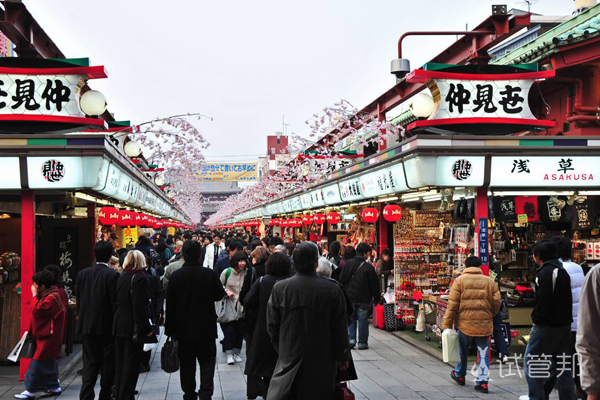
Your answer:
[14,270,66,399]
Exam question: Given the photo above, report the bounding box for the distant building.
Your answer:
[258,133,291,176]
[200,181,242,223]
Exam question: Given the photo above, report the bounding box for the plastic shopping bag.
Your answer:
[442,329,460,363]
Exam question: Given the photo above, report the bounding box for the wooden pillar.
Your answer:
[20,190,35,379]
[475,187,489,276]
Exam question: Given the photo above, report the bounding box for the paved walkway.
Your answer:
[2,328,556,400]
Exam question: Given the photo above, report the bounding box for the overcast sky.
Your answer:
[28,0,574,163]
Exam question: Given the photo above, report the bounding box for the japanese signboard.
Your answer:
[338,178,364,202]
[194,163,258,181]
[490,157,600,187]
[27,156,106,189]
[403,156,485,188]
[123,227,139,248]
[359,167,399,198]
[323,184,343,205]
[479,218,489,266]
[53,227,78,299]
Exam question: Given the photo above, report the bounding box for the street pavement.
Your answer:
[1,328,559,400]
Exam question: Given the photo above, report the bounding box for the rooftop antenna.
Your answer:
[282,115,289,136]
[518,0,538,13]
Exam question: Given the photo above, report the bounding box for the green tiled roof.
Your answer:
[493,3,600,65]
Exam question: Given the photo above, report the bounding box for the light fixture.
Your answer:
[154,175,166,187]
[167,192,175,199]
[124,141,143,158]
[410,93,435,118]
[0,213,10,219]
[377,196,399,203]
[357,200,371,206]
[423,194,442,202]
[438,196,449,212]
[493,191,574,196]
[79,90,107,116]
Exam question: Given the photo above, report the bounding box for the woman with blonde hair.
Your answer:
[113,250,152,400]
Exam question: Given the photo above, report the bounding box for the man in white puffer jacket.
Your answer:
[544,236,586,398]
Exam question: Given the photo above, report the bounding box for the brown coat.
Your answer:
[442,267,501,337]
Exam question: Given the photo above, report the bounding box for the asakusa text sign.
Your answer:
[490,157,599,187]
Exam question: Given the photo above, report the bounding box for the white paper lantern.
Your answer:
[124,141,142,158]
[154,175,165,186]
[80,90,107,116]
[410,93,435,118]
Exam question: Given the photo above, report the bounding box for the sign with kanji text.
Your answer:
[194,163,258,181]
[490,157,600,187]
[123,227,139,248]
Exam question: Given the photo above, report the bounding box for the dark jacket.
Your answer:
[532,259,573,327]
[338,256,381,305]
[214,253,231,279]
[146,267,164,324]
[165,262,226,342]
[267,272,350,400]
[75,263,119,336]
[244,274,283,378]
[113,271,152,338]
[240,261,266,307]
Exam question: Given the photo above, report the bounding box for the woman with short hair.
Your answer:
[220,252,247,365]
[113,250,152,400]
[244,252,292,399]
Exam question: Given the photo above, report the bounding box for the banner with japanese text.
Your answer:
[194,163,258,181]
[123,226,139,248]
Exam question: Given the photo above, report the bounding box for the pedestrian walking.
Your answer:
[525,238,575,400]
[576,263,600,400]
[544,236,586,398]
[443,256,501,394]
[75,240,119,400]
[203,233,224,269]
[162,244,185,294]
[42,264,69,346]
[317,256,333,278]
[240,245,270,346]
[266,242,350,400]
[244,252,292,400]
[165,240,226,400]
[220,252,247,365]
[214,240,243,278]
[375,248,393,291]
[338,243,380,350]
[113,250,152,400]
[14,270,66,399]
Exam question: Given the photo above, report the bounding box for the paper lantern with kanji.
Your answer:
[326,211,341,225]
[269,218,280,226]
[131,212,141,226]
[292,218,303,228]
[383,205,403,222]
[117,210,135,227]
[302,214,313,225]
[313,213,326,225]
[98,207,119,225]
[155,219,164,229]
[279,219,288,227]
[362,207,379,223]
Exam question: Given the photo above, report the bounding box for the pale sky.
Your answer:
[28,0,575,164]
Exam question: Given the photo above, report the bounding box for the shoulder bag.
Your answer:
[161,336,179,373]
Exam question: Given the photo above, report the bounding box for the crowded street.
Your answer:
[1,0,600,399]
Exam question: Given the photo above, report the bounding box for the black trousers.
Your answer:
[179,340,216,400]
[114,336,143,400]
[80,334,115,400]
[221,320,244,354]
[544,331,586,398]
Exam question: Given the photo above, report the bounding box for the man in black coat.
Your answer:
[338,243,380,350]
[267,242,350,400]
[165,240,226,400]
[75,240,119,400]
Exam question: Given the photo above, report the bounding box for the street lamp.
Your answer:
[124,140,142,158]
[410,93,434,118]
[80,90,107,116]
[154,175,165,187]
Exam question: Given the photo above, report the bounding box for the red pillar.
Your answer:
[20,190,35,379]
[475,187,489,276]
[378,205,388,254]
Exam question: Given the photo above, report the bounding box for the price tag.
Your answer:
[517,214,528,224]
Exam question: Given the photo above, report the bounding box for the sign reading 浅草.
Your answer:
[490,156,599,187]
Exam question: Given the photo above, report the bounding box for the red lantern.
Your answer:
[383,205,403,222]
[139,213,150,227]
[302,214,313,225]
[280,219,288,227]
[99,207,119,225]
[326,211,341,225]
[362,207,379,223]
[155,220,164,229]
[117,210,135,227]
[313,213,326,225]
[132,212,141,226]
[292,218,303,228]
[269,218,279,226]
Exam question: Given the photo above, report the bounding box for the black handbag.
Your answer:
[161,337,179,373]
[130,274,158,344]
[19,333,36,360]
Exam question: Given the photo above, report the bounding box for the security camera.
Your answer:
[391,59,411,82]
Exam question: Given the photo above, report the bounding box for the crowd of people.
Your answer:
[12,228,600,400]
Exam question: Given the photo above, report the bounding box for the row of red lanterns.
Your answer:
[98,207,190,229]
[234,220,261,227]
[267,206,403,227]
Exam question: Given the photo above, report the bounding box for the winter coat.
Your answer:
[376,259,392,277]
[113,271,152,338]
[576,264,600,394]
[146,267,164,324]
[267,272,350,400]
[443,267,501,337]
[338,256,381,305]
[560,258,584,332]
[244,274,283,378]
[162,258,184,293]
[239,261,265,345]
[75,262,118,336]
[165,262,225,342]
[531,259,572,327]
[203,242,225,269]
[220,267,246,317]
[31,287,66,360]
